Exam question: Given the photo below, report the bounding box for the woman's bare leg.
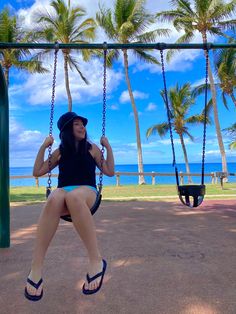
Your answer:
[65,187,103,291]
[26,188,66,296]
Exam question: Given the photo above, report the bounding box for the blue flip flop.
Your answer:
[82,259,107,295]
[24,277,43,301]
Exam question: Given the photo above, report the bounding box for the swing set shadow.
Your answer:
[1,41,236,248]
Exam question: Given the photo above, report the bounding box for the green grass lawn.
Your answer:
[10,183,236,203]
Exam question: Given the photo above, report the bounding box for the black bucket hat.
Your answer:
[57,112,88,133]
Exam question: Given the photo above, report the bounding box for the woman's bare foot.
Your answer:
[83,259,106,292]
[25,270,43,297]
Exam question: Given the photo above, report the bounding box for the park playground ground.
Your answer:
[0,199,236,314]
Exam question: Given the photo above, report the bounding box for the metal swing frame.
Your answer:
[159,46,209,208]
[1,42,235,248]
[46,43,108,222]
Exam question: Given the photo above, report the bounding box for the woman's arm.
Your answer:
[33,136,60,177]
[92,137,115,177]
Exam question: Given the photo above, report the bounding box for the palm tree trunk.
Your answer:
[202,34,228,176]
[179,134,192,184]
[208,63,228,175]
[63,50,73,112]
[123,49,145,185]
[3,67,9,88]
[230,93,236,107]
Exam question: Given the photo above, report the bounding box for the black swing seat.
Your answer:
[178,184,205,208]
[60,192,102,222]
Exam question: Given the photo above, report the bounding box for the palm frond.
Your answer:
[72,18,96,41]
[68,55,89,84]
[177,0,193,15]
[182,128,194,142]
[133,49,160,65]
[14,60,49,73]
[136,28,171,43]
[107,49,121,67]
[146,122,170,138]
[166,32,194,62]
[223,122,236,135]
[156,10,184,23]
[222,92,229,109]
[223,122,236,150]
[115,0,136,28]
[191,83,211,98]
[96,6,117,40]
[229,142,236,150]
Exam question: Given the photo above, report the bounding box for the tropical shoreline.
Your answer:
[9,162,236,187]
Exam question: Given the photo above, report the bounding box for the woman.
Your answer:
[24,112,114,301]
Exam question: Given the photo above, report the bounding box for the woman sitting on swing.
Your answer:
[24,111,115,301]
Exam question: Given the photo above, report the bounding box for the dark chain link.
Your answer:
[201,44,209,185]
[98,45,107,192]
[160,49,179,185]
[47,43,59,193]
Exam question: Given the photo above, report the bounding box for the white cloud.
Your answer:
[119,90,149,104]
[205,149,221,156]
[110,104,119,110]
[145,137,194,146]
[9,54,123,107]
[10,118,42,148]
[192,74,219,88]
[18,0,221,69]
[9,117,45,166]
[129,111,143,117]
[17,0,209,75]
[119,91,130,103]
[146,102,157,111]
[18,0,52,29]
[18,130,41,143]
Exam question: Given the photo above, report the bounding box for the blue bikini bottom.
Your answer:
[61,185,98,194]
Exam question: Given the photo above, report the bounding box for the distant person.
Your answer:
[24,112,114,301]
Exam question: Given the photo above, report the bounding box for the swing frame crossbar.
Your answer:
[0,42,236,49]
[1,41,236,247]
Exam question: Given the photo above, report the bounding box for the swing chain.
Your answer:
[47,42,59,193]
[98,45,107,192]
[160,49,179,185]
[201,44,209,185]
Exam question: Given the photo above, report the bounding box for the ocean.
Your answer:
[9,163,236,187]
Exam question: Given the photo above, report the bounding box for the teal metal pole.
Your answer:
[0,42,236,50]
[0,63,10,248]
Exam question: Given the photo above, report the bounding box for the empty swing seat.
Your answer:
[178,184,205,208]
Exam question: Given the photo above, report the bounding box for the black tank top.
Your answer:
[57,150,97,188]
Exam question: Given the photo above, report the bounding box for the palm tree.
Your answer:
[193,44,236,119]
[96,0,170,184]
[214,44,236,107]
[146,83,211,183]
[0,8,47,87]
[223,123,236,150]
[34,0,96,111]
[156,0,236,175]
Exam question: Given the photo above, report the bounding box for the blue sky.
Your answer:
[1,0,236,168]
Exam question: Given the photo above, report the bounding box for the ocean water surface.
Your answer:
[10,162,236,187]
